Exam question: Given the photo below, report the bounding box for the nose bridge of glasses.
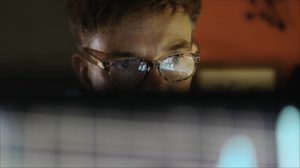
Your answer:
[143,60,159,71]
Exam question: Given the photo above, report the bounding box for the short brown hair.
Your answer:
[67,0,201,45]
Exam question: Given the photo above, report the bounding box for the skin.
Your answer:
[72,10,199,93]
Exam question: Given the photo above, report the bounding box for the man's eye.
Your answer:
[120,60,130,68]
[115,60,130,69]
[113,59,138,70]
[108,58,142,71]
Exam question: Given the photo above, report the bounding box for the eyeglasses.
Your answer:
[82,47,200,86]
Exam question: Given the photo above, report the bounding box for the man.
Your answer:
[67,0,201,93]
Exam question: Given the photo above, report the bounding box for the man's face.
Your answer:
[73,11,198,92]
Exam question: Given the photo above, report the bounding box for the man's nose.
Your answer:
[137,66,167,92]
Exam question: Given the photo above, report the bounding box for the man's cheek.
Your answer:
[172,79,192,92]
[88,66,111,91]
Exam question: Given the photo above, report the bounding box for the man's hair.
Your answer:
[67,0,201,44]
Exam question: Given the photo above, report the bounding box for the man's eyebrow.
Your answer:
[83,47,105,58]
[109,51,138,58]
[84,48,136,58]
[164,39,191,52]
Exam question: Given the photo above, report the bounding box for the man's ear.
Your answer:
[192,42,198,53]
[191,33,201,92]
[191,31,200,51]
[71,53,93,90]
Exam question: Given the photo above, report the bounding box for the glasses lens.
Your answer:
[108,58,147,86]
[159,54,196,82]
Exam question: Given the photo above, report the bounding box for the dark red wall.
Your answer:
[196,0,300,77]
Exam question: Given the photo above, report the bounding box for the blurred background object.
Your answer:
[276,105,300,168]
[1,96,299,168]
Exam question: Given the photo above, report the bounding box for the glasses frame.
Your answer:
[81,47,200,85]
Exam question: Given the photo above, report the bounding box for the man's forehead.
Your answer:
[84,12,193,57]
